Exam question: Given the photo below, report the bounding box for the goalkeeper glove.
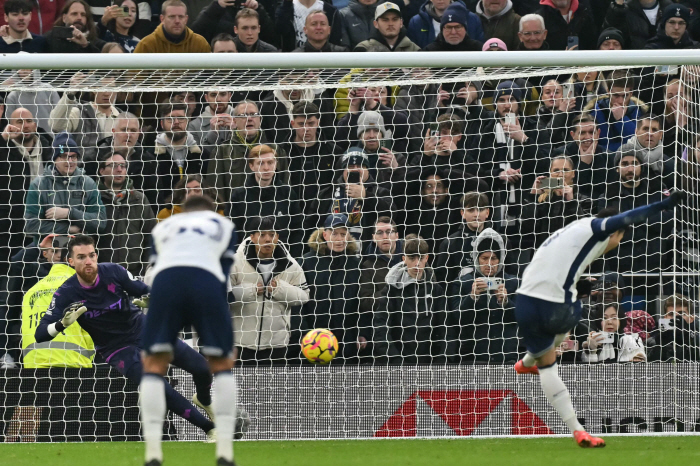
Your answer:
[132,294,150,309]
[61,302,88,327]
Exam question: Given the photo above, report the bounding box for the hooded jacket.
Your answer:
[407,0,484,48]
[475,0,521,51]
[450,228,520,363]
[96,178,156,276]
[230,237,309,350]
[300,228,362,349]
[339,0,383,49]
[354,27,421,52]
[604,0,672,50]
[229,174,305,259]
[584,95,649,153]
[24,165,106,240]
[536,0,598,50]
[133,24,211,53]
[618,136,674,181]
[372,262,456,363]
[153,132,205,206]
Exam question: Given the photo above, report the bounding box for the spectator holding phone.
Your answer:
[529,78,575,148]
[45,0,105,53]
[649,293,699,361]
[450,227,519,363]
[582,303,646,363]
[97,0,141,52]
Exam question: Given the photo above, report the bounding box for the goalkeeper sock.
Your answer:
[213,370,236,461]
[539,364,584,434]
[522,353,536,367]
[140,374,166,462]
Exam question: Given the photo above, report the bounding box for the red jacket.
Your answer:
[0,0,66,36]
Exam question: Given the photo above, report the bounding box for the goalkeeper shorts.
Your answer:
[514,294,581,358]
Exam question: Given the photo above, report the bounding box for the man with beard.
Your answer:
[134,0,210,53]
[422,2,484,51]
[0,0,47,53]
[354,2,421,51]
[33,234,220,450]
[153,102,205,207]
[45,0,104,53]
[188,90,234,148]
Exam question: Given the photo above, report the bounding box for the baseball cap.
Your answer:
[375,2,401,20]
[598,271,626,289]
[482,38,508,51]
[341,147,370,168]
[325,213,349,229]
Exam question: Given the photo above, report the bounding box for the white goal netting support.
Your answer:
[0,51,699,442]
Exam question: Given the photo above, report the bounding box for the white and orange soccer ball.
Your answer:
[301,329,338,365]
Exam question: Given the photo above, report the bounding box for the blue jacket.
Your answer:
[407,1,483,49]
[587,96,649,153]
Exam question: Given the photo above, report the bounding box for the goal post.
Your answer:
[0,51,698,442]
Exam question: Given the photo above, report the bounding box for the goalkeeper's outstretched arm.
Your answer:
[35,297,87,343]
[592,191,683,238]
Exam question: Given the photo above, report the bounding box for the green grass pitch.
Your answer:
[2,437,699,466]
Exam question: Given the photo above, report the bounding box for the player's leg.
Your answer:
[171,339,214,416]
[140,352,171,466]
[209,355,236,466]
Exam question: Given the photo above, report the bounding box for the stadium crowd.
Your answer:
[0,0,698,370]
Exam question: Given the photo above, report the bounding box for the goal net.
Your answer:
[0,53,698,442]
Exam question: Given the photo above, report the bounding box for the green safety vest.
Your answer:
[21,263,95,368]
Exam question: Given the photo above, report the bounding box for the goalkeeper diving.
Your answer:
[513,191,685,447]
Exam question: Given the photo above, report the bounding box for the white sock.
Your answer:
[140,374,166,462]
[522,353,536,367]
[213,371,236,461]
[539,364,584,434]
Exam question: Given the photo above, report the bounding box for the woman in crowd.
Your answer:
[581,303,647,363]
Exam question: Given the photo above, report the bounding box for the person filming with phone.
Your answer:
[581,303,646,363]
[45,0,105,53]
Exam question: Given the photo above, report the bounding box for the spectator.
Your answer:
[0,0,48,53]
[529,78,575,148]
[436,80,486,148]
[307,148,394,245]
[434,192,491,286]
[156,174,224,220]
[95,152,156,276]
[553,114,613,201]
[230,216,309,365]
[354,110,406,188]
[394,78,440,150]
[206,100,288,204]
[474,0,521,51]
[96,0,141,52]
[211,32,237,52]
[0,0,64,36]
[276,0,346,51]
[133,0,210,53]
[45,0,105,53]
[232,7,278,52]
[95,112,158,205]
[373,234,455,364]
[516,13,549,50]
[354,2,420,51]
[171,90,199,118]
[260,74,320,143]
[408,0,483,48]
[278,101,337,213]
[449,227,519,363]
[582,303,647,363]
[358,216,403,355]
[229,144,305,258]
[646,3,699,48]
[584,77,649,153]
[536,0,598,50]
[4,69,59,134]
[597,26,624,50]
[92,0,153,39]
[191,0,276,45]
[649,293,699,361]
[338,0,380,49]
[153,102,205,206]
[188,90,233,147]
[24,132,106,243]
[481,36,506,49]
[422,1,484,50]
[618,113,674,186]
[522,156,592,249]
[301,213,363,360]
[604,0,669,50]
[293,10,348,51]
[590,271,626,306]
[49,73,120,162]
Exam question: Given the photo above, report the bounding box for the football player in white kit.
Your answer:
[139,195,239,466]
[513,192,683,447]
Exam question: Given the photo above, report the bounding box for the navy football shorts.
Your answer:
[142,266,233,358]
[514,294,582,358]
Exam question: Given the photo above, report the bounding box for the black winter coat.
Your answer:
[603,0,671,50]
[275,0,346,51]
[422,32,483,51]
[191,1,277,45]
[536,0,598,50]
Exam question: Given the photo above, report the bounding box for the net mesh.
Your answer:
[0,62,698,442]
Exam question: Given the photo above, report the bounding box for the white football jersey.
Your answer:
[517,217,610,304]
[150,210,237,283]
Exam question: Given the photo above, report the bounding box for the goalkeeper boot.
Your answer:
[574,430,606,448]
[234,406,251,440]
[216,458,237,466]
[514,359,539,375]
[193,394,215,422]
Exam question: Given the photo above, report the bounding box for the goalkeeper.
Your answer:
[34,234,218,440]
[513,191,684,447]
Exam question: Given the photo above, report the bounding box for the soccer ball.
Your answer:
[301,329,338,364]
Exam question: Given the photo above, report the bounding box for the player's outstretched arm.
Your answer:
[593,191,685,237]
[35,302,88,343]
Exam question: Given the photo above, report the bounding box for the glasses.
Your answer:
[374,229,396,236]
[56,154,79,161]
[443,25,465,32]
[236,112,261,118]
[520,30,545,37]
[105,162,127,169]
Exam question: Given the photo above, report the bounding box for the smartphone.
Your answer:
[504,113,516,126]
[658,318,674,331]
[429,122,439,138]
[562,83,574,99]
[379,139,390,150]
[561,340,578,352]
[567,36,579,50]
[655,65,679,75]
[53,26,75,40]
[539,177,564,189]
[113,5,129,16]
[486,277,503,291]
[600,332,615,344]
[347,171,361,184]
[233,0,246,8]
